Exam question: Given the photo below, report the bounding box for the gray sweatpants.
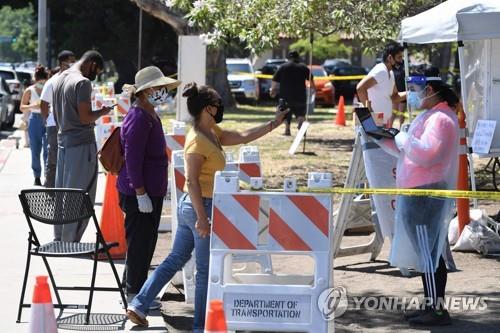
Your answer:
[54,143,97,242]
[44,126,58,188]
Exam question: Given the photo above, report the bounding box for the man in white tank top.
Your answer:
[356,42,407,127]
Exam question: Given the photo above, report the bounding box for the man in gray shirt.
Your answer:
[52,50,113,242]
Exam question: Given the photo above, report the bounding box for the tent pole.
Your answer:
[458,41,477,208]
[403,43,411,122]
[303,31,314,154]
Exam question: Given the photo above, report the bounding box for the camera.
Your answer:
[278,98,288,112]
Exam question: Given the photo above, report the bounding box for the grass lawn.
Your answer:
[161,103,498,214]
[162,103,357,189]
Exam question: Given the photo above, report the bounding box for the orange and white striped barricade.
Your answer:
[169,156,269,304]
[106,81,115,97]
[94,92,105,110]
[238,146,262,184]
[116,93,131,116]
[207,173,334,333]
[164,121,186,163]
[168,150,195,299]
[164,121,186,216]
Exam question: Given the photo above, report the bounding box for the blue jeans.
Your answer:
[130,193,212,332]
[28,113,47,178]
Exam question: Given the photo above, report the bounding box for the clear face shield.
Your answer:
[406,76,442,111]
[407,76,427,111]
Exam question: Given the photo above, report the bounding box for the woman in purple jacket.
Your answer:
[117,66,180,307]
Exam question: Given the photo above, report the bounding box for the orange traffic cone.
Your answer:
[100,173,127,259]
[29,276,57,333]
[335,95,346,126]
[205,299,227,333]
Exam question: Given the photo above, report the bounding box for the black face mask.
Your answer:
[87,63,101,81]
[209,99,224,123]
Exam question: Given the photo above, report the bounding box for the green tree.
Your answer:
[0,5,37,62]
[168,0,442,54]
[46,0,179,91]
[290,34,351,63]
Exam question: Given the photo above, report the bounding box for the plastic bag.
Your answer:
[452,210,500,255]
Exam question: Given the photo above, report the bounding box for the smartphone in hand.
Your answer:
[278,98,288,112]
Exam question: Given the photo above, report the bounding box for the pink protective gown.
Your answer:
[380,102,459,273]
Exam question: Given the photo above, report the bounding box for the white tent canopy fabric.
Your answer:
[400,0,500,44]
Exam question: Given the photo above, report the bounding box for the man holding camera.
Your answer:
[270,51,313,136]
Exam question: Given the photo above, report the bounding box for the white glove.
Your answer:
[137,193,153,213]
[395,131,408,151]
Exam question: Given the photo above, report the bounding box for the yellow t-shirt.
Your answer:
[183,125,226,198]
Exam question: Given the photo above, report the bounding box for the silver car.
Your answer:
[0,77,15,129]
[0,66,23,112]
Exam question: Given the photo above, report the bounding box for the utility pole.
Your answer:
[138,8,143,69]
[37,0,47,66]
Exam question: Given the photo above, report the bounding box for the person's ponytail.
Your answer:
[427,81,459,109]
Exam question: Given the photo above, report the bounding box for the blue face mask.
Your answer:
[407,91,422,109]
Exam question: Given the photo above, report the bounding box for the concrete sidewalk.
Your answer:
[0,131,168,332]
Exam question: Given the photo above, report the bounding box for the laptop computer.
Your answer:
[354,107,395,139]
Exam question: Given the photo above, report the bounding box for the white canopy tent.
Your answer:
[400,0,500,155]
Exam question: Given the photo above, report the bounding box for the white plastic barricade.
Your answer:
[116,93,131,115]
[224,151,239,172]
[207,174,334,333]
[307,172,333,189]
[165,122,186,164]
[169,150,195,301]
[358,128,397,239]
[238,146,262,184]
[169,159,272,304]
[95,122,116,151]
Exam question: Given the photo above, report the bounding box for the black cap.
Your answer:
[287,51,299,59]
[57,50,75,62]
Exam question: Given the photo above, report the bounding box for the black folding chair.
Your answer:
[17,188,127,324]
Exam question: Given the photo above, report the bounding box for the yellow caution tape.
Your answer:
[249,186,499,200]
[254,73,366,81]
[297,187,500,200]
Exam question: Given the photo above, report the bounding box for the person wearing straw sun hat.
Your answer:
[117,66,181,308]
[126,81,289,330]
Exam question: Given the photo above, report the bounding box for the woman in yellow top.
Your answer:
[127,82,288,330]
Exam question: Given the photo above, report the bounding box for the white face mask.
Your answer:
[147,87,169,106]
[35,82,45,89]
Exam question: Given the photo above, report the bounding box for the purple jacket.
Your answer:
[117,106,168,197]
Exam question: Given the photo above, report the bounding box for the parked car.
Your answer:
[0,66,23,112]
[330,65,368,102]
[226,58,259,104]
[307,65,335,107]
[322,58,351,75]
[0,77,15,129]
[256,58,287,99]
[15,69,34,87]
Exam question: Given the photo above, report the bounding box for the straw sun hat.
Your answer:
[123,66,181,95]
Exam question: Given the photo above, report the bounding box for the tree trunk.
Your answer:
[129,0,188,35]
[129,0,235,107]
[114,56,138,93]
[206,48,236,107]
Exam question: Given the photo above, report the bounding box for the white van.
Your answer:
[226,58,259,103]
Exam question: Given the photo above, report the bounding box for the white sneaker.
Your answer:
[120,294,162,310]
[149,299,162,310]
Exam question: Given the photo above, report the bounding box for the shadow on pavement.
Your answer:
[57,313,126,331]
[336,291,500,333]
